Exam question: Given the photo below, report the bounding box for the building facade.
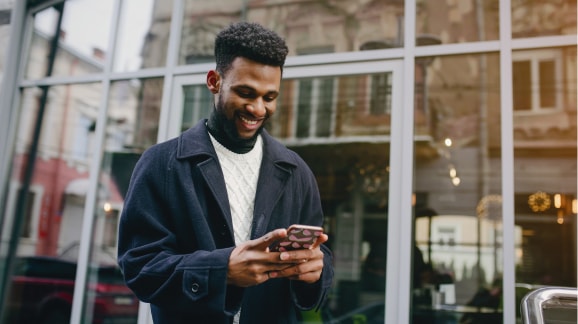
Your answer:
[0,0,576,323]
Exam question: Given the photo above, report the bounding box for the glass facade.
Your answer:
[0,0,576,324]
[412,52,504,323]
[25,1,113,79]
[416,0,500,45]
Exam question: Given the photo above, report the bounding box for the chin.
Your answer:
[237,132,257,140]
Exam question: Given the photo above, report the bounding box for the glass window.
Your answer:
[179,0,405,64]
[115,0,173,71]
[513,49,563,113]
[416,0,499,46]
[267,73,393,141]
[25,1,114,79]
[0,83,140,324]
[512,0,577,38]
[513,46,577,300]
[181,84,212,132]
[82,78,164,323]
[0,9,11,90]
[412,53,503,323]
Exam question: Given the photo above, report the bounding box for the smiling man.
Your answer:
[117,22,333,324]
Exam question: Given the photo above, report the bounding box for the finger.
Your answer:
[279,247,324,262]
[310,233,329,249]
[274,260,323,282]
[248,229,287,251]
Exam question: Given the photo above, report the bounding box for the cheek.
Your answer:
[266,102,277,116]
[216,93,235,115]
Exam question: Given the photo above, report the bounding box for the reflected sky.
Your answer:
[33,0,154,70]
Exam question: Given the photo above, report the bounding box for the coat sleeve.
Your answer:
[117,145,243,317]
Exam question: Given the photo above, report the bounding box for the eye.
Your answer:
[237,90,253,98]
[264,96,276,102]
[235,87,255,98]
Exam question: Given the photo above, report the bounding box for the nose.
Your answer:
[246,98,267,118]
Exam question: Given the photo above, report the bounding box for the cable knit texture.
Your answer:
[209,133,263,244]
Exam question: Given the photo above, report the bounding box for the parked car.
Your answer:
[5,255,138,324]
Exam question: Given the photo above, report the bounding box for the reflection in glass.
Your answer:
[0,83,123,323]
[412,53,503,324]
[267,73,393,142]
[113,0,159,72]
[25,1,113,79]
[416,0,499,45]
[181,84,212,132]
[82,78,164,323]
[512,0,577,38]
[513,49,564,113]
[117,0,173,71]
[513,47,577,302]
[178,0,405,64]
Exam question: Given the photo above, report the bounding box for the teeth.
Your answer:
[240,116,258,125]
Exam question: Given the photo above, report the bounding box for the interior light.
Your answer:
[103,202,112,213]
[557,216,564,225]
[451,177,461,186]
[554,194,562,209]
[573,199,577,214]
[444,138,452,147]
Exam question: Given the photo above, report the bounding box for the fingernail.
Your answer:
[280,252,288,260]
[269,271,278,278]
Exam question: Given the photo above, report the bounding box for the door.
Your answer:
[167,59,403,322]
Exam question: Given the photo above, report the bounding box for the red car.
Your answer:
[6,255,138,324]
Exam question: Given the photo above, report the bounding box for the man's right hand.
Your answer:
[227,229,291,287]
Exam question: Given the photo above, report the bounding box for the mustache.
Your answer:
[236,110,270,121]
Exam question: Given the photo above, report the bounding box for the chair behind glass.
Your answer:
[520,286,577,324]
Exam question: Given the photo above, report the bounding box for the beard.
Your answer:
[206,100,264,154]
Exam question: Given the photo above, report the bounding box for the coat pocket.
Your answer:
[182,269,209,301]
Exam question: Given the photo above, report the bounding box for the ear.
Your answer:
[206,70,221,94]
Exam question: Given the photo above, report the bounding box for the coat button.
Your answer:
[191,283,200,293]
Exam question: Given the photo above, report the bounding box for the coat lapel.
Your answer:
[197,158,234,239]
[177,120,299,243]
[251,133,297,239]
[177,120,234,241]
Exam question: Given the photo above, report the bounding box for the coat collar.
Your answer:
[176,119,299,169]
[175,119,300,240]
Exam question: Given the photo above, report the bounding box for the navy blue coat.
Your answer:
[117,120,333,323]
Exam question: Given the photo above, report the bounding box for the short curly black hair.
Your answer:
[214,22,288,75]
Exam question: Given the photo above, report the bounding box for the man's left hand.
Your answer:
[268,233,328,283]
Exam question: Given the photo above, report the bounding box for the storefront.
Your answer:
[0,0,576,323]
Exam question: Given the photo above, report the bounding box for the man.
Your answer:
[117,22,333,323]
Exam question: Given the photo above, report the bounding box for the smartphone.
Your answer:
[270,224,324,252]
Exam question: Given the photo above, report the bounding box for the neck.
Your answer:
[206,109,260,154]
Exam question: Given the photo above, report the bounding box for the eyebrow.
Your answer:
[234,84,279,97]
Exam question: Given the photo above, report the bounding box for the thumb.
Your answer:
[247,229,287,251]
[311,233,329,249]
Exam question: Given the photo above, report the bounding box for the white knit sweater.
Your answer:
[209,134,263,245]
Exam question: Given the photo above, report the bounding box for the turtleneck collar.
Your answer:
[206,109,261,154]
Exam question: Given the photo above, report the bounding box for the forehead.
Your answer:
[223,57,282,90]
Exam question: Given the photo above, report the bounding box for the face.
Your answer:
[207,57,282,140]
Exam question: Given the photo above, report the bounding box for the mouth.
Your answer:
[239,115,260,126]
[235,113,266,138]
